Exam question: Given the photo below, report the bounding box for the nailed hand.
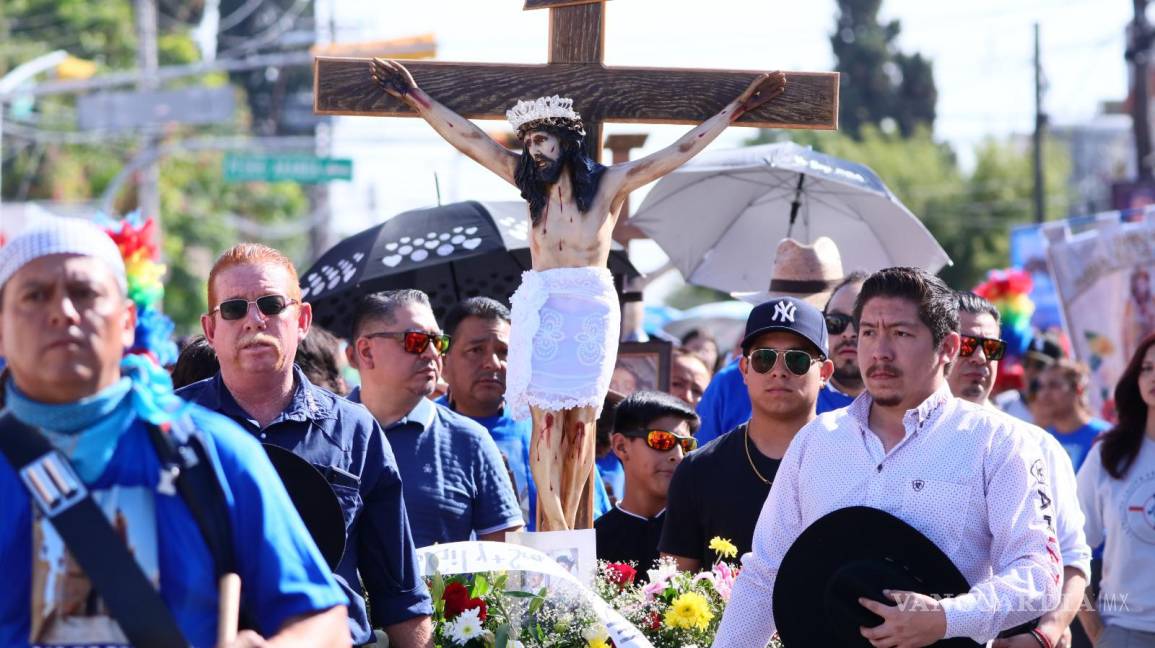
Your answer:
[370,57,418,99]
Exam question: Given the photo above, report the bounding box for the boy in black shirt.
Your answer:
[659,296,832,571]
[594,391,699,573]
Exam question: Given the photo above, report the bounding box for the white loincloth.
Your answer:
[507,266,620,420]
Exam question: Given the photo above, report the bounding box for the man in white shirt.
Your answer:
[948,292,1092,648]
[715,267,1062,647]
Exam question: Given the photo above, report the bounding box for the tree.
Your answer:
[830,0,937,138]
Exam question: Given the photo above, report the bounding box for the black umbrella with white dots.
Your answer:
[301,200,638,338]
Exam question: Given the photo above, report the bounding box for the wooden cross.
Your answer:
[312,0,838,162]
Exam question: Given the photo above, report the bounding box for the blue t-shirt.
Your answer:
[695,360,856,446]
[1046,418,1111,472]
[179,368,431,643]
[597,452,626,504]
[0,404,346,648]
[353,394,523,548]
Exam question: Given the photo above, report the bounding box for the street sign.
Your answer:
[223,153,353,184]
[78,86,235,131]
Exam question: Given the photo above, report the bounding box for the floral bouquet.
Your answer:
[594,537,784,648]
[428,567,607,647]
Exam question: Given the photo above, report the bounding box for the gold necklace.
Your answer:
[744,426,773,486]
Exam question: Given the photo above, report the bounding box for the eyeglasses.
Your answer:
[958,334,1007,361]
[211,294,298,321]
[625,429,698,453]
[363,330,451,355]
[825,312,854,335]
[748,348,823,376]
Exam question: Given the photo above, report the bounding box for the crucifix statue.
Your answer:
[314,0,838,531]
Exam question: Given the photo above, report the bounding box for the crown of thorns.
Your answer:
[507,95,585,138]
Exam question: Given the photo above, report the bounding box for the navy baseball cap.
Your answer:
[741,296,830,358]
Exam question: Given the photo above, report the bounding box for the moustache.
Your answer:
[866,364,902,379]
[238,334,283,353]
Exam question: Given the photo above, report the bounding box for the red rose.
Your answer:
[605,563,637,587]
[647,611,662,630]
[441,581,488,621]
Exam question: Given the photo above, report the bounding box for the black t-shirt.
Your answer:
[594,507,665,573]
[658,423,781,564]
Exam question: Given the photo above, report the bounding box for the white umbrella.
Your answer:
[662,300,753,353]
[629,142,951,294]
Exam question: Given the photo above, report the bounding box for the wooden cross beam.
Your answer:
[313,0,838,161]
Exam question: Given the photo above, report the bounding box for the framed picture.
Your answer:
[610,340,672,395]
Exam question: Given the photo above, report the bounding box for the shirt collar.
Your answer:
[615,504,665,521]
[384,396,437,431]
[208,364,334,424]
[849,383,953,434]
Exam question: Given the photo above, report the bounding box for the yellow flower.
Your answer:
[709,536,738,559]
[664,591,714,630]
[587,639,611,648]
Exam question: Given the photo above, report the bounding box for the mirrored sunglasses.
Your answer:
[212,295,297,321]
[825,312,854,335]
[363,330,451,355]
[748,348,822,376]
[627,429,697,453]
[958,334,1007,361]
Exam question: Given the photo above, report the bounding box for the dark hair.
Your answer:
[442,297,510,338]
[824,271,870,313]
[513,124,606,227]
[614,390,700,436]
[1100,333,1155,479]
[853,267,959,348]
[295,326,346,395]
[955,291,1001,325]
[680,328,717,348]
[351,289,431,340]
[171,335,220,389]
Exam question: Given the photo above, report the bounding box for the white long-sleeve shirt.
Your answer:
[714,386,1062,646]
[1025,423,1093,579]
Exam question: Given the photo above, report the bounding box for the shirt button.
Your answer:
[260,433,267,440]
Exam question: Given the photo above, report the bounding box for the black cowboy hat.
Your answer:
[773,506,981,648]
[263,444,347,570]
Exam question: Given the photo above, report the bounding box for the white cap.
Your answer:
[0,217,127,294]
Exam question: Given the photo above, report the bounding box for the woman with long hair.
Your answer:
[1076,333,1155,646]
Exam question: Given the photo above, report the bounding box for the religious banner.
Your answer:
[1043,209,1155,416]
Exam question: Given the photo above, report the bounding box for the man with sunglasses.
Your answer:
[347,290,523,549]
[995,335,1064,425]
[716,268,1062,647]
[595,391,699,573]
[947,292,1092,648]
[178,244,434,648]
[659,296,833,572]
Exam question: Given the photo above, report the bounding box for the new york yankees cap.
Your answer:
[741,296,830,358]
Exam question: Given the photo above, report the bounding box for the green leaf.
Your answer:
[495,624,510,648]
[471,573,489,598]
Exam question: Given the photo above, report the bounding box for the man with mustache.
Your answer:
[946,292,1091,648]
[347,290,523,547]
[823,272,868,401]
[370,58,786,531]
[659,296,833,573]
[178,244,434,648]
[716,267,1062,647]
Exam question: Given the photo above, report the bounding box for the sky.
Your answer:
[324,0,1133,250]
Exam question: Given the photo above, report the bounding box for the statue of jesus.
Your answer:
[370,58,786,531]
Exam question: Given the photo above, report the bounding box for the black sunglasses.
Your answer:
[363,330,451,355]
[211,294,298,321]
[624,429,698,453]
[748,348,823,376]
[959,334,1007,361]
[825,312,854,335]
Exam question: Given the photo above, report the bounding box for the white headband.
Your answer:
[0,217,127,294]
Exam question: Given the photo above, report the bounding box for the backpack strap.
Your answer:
[0,409,190,648]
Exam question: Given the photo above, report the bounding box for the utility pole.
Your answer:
[135,0,162,242]
[1032,23,1047,223]
[1129,0,1154,182]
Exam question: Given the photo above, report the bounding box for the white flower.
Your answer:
[646,561,678,586]
[508,641,526,648]
[446,608,484,644]
[582,625,609,642]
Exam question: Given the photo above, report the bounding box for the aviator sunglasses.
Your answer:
[624,429,698,453]
[958,334,1007,361]
[211,294,298,321]
[362,330,451,355]
[748,348,823,376]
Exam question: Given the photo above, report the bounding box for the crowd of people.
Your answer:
[0,216,1152,648]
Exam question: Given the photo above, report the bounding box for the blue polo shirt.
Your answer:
[434,397,614,529]
[0,401,346,648]
[350,391,523,548]
[1046,418,1112,471]
[695,359,855,446]
[177,367,431,644]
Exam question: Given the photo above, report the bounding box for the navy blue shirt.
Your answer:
[350,391,523,548]
[695,359,855,446]
[178,367,431,644]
